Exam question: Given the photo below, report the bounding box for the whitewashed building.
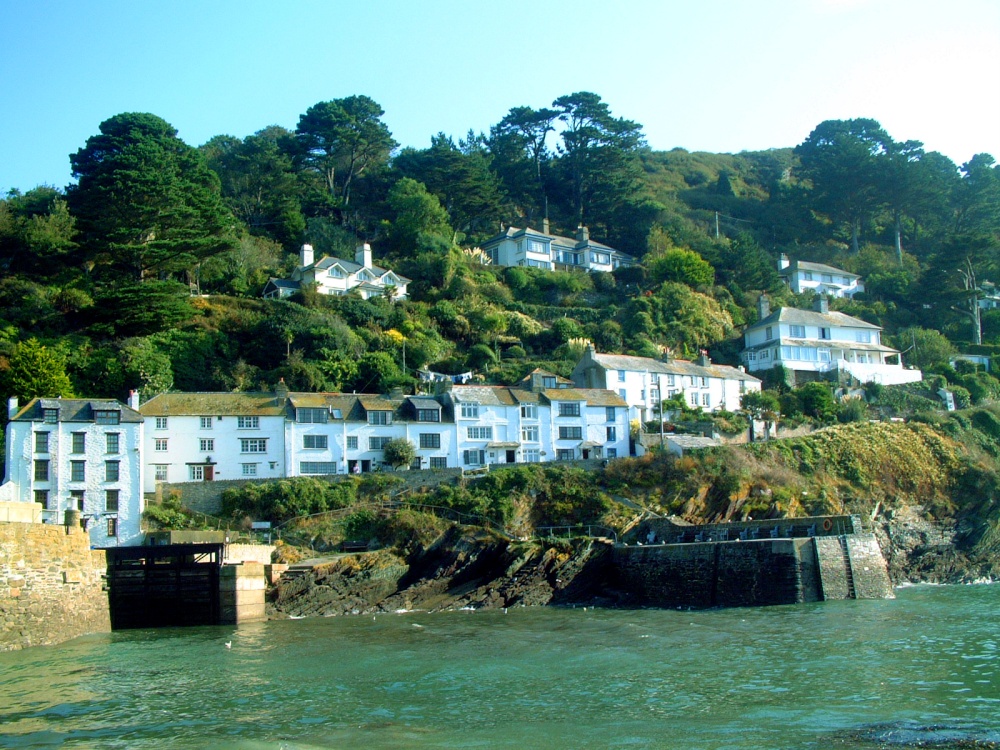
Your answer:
[741,294,922,385]
[480,222,636,272]
[778,256,864,298]
[2,395,145,547]
[263,243,410,300]
[571,346,761,423]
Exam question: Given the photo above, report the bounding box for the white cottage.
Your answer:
[2,395,145,546]
[480,222,636,272]
[778,255,864,298]
[263,243,410,300]
[742,295,922,385]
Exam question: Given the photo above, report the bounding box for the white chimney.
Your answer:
[7,397,18,420]
[355,243,373,268]
[779,253,790,270]
[300,244,314,268]
[127,390,140,410]
[576,225,589,244]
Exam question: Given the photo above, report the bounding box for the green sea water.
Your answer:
[0,584,997,749]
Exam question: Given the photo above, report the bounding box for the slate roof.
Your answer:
[589,353,761,383]
[450,386,518,407]
[311,256,411,283]
[750,307,881,331]
[482,226,631,259]
[780,260,859,278]
[139,392,289,417]
[13,398,143,423]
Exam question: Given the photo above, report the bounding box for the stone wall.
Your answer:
[219,562,266,624]
[0,520,111,651]
[846,534,894,599]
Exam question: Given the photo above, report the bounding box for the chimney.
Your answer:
[300,244,314,267]
[542,218,550,235]
[127,390,139,410]
[661,347,673,363]
[355,243,373,268]
[576,225,589,244]
[813,294,829,314]
[697,351,711,367]
[779,253,790,270]
[757,294,771,320]
[8,397,18,419]
[274,378,289,400]
[389,386,404,399]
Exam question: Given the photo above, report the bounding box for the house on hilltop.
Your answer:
[263,243,410,300]
[778,255,863,299]
[480,221,636,272]
[571,345,761,423]
[741,294,922,386]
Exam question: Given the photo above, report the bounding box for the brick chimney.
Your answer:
[757,294,771,320]
[300,244,314,268]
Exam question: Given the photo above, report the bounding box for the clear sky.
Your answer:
[2,0,998,194]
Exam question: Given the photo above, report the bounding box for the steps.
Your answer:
[838,536,857,599]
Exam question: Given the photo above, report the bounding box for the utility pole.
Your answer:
[715,211,720,240]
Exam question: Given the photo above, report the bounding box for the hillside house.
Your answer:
[571,345,762,423]
[2,395,145,546]
[742,294,922,386]
[778,255,864,298]
[263,243,410,300]
[480,221,636,272]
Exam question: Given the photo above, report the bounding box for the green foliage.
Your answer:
[221,477,358,522]
[646,247,714,288]
[892,327,956,370]
[796,382,837,421]
[382,437,416,469]
[0,338,73,401]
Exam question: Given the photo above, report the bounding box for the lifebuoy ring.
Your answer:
[822,518,833,532]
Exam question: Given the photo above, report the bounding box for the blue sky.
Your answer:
[2,0,998,194]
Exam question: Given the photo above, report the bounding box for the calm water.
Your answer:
[0,585,997,749]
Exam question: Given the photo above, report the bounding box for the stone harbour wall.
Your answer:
[0,521,111,651]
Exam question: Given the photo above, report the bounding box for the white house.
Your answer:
[778,255,864,298]
[742,294,922,386]
[2,395,145,547]
[480,222,636,272]
[571,345,762,423]
[263,243,410,300]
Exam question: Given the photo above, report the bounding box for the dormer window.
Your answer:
[328,267,344,278]
[368,410,392,425]
[94,410,120,425]
[416,409,440,422]
[43,408,58,423]
[296,408,328,424]
[543,376,557,388]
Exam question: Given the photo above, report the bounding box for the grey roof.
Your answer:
[590,353,761,383]
[13,397,143,423]
[482,225,632,260]
[312,256,411,283]
[408,397,442,411]
[264,278,300,290]
[780,260,859,278]
[751,307,881,331]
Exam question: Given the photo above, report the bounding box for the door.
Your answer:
[506,450,516,464]
[204,465,215,481]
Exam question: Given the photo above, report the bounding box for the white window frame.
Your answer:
[238,416,260,429]
[199,416,213,430]
[240,438,267,454]
[199,438,215,452]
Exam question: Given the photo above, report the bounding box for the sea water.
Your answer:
[0,584,997,749]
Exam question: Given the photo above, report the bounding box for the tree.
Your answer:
[488,106,557,222]
[646,247,714,288]
[294,96,396,216]
[0,188,77,277]
[91,280,195,337]
[0,338,73,401]
[68,113,236,281]
[892,327,955,370]
[796,382,836,421]
[741,390,780,440]
[382,438,416,470]
[385,178,454,254]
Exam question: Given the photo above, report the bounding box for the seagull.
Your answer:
[225,641,232,649]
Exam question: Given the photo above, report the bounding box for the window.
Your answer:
[606,407,616,422]
[105,461,120,482]
[70,461,86,482]
[557,449,575,461]
[559,426,583,440]
[522,425,539,442]
[43,409,58,423]
[106,433,120,454]
[745,351,757,362]
[190,465,205,480]
[666,374,675,386]
[303,434,328,449]
[240,438,267,453]
[558,402,581,417]
[154,465,168,482]
[72,433,86,453]
[760,349,770,360]
[34,432,49,453]
[368,410,392,425]
[238,416,259,429]
[463,450,485,466]
[789,325,805,338]
[155,416,168,429]
[765,326,773,341]
[199,416,213,429]
[419,433,441,449]
[591,251,611,265]
[70,490,84,510]
[300,462,337,475]
[528,239,548,255]
[617,369,626,382]
[154,438,168,452]
[822,273,833,283]
[804,272,813,281]
[107,517,118,537]
[688,392,698,407]
[199,438,215,452]
[416,409,440,422]
[819,327,831,340]
[430,457,448,469]
[242,464,258,476]
[521,404,538,419]
[702,393,710,407]
[34,490,49,507]
[467,426,493,440]
[369,437,391,450]
[523,449,540,463]
[619,388,627,400]
[856,331,871,343]
[641,389,645,400]
[296,408,328,424]
[94,410,119,425]
[607,448,617,459]
[346,436,358,450]
[843,276,851,285]
[542,376,556,388]
[460,403,479,419]
[819,349,831,362]
[34,460,49,481]
[606,426,617,442]
[105,489,119,512]
[700,377,709,388]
